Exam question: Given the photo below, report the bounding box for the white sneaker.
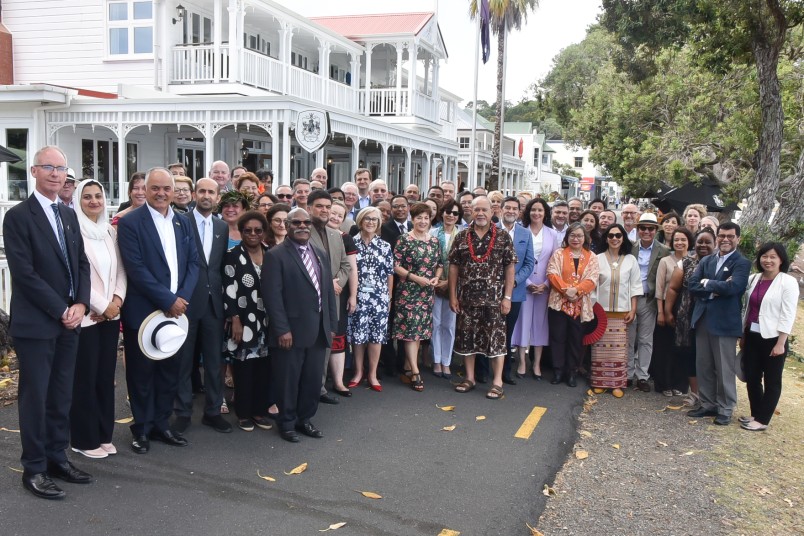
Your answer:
[71,447,108,459]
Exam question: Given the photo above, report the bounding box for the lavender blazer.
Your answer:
[526,225,560,287]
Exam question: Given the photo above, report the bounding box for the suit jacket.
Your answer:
[309,224,350,288]
[117,205,200,328]
[3,196,91,338]
[497,222,535,303]
[381,219,412,251]
[182,209,228,320]
[689,250,751,337]
[263,239,337,348]
[638,239,671,306]
[741,272,799,338]
[81,225,127,328]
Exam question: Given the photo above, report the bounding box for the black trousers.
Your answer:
[651,323,689,393]
[231,356,272,419]
[548,308,582,374]
[14,329,79,474]
[123,328,180,437]
[175,308,225,419]
[70,321,119,450]
[270,331,327,432]
[743,330,787,425]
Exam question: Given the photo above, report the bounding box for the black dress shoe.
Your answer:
[550,371,563,385]
[280,430,300,443]
[131,435,150,454]
[173,416,191,433]
[713,414,731,426]
[686,407,718,418]
[319,393,340,405]
[202,414,233,433]
[149,429,188,447]
[295,422,324,438]
[47,461,93,484]
[333,388,352,397]
[22,473,65,500]
[566,374,577,388]
[502,374,517,386]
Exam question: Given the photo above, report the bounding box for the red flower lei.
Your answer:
[467,224,497,263]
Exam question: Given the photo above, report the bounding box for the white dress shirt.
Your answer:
[147,203,179,293]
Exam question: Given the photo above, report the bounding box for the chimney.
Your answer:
[0,0,13,85]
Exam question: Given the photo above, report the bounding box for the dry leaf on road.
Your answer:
[681,451,695,456]
[575,450,589,460]
[442,425,457,432]
[658,441,668,447]
[475,415,486,421]
[526,523,545,536]
[357,491,382,499]
[319,522,347,532]
[115,416,134,424]
[666,405,683,410]
[687,420,698,424]
[543,484,557,497]
[612,444,620,449]
[437,405,456,411]
[0,378,12,388]
[0,427,20,433]
[284,462,308,475]
[7,466,23,473]
[256,470,275,482]
[580,430,592,438]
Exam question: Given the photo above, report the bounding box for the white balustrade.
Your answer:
[326,80,357,113]
[171,45,229,83]
[363,88,409,116]
[288,66,322,103]
[239,49,284,93]
[415,91,439,123]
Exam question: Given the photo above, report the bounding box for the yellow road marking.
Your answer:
[514,406,547,439]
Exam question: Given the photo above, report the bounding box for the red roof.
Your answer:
[310,12,434,40]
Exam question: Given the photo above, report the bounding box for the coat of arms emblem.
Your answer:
[294,109,330,153]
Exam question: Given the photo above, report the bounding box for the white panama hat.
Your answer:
[138,311,189,360]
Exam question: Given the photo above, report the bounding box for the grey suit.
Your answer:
[627,239,670,381]
[174,210,229,419]
[308,223,351,395]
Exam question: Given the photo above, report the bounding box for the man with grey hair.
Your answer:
[310,167,328,189]
[342,181,360,220]
[369,179,388,203]
[118,167,199,454]
[209,161,232,192]
[440,181,456,202]
[404,183,420,203]
[292,178,311,211]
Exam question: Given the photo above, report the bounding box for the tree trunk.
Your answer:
[738,3,785,228]
[489,27,505,192]
[771,146,804,237]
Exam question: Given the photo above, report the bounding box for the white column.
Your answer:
[316,149,325,169]
[481,163,486,187]
[271,120,279,190]
[318,40,330,104]
[364,45,373,116]
[422,152,431,190]
[117,119,126,203]
[395,44,404,117]
[160,0,169,91]
[423,57,430,96]
[351,138,361,172]
[213,0,222,81]
[227,0,238,83]
[205,126,214,177]
[380,143,388,181]
[278,26,289,93]
[404,148,412,187]
[349,53,360,112]
[281,114,291,184]
[407,42,417,116]
[432,60,440,101]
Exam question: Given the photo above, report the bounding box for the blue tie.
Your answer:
[51,203,74,299]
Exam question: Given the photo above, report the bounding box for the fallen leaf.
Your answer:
[688,420,698,424]
[115,416,134,424]
[657,441,668,447]
[442,425,457,432]
[475,415,486,421]
[0,378,12,387]
[284,462,308,475]
[612,444,620,449]
[666,405,683,410]
[526,523,545,536]
[575,450,589,460]
[783,498,794,507]
[586,389,594,396]
[357,491,382,499]
[8,466,23,473]
[0,427,20,433]
[774,410,781,416]
[682,451,695,456]
[542,484,557,497]
[437,530,461,536]
[579,430,592,438]
[256,470,275,482]
[318,522,347,532]
[437,405,456,412]
[0,365,10,373]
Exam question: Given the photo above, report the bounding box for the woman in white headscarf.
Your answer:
[69,180,127,459]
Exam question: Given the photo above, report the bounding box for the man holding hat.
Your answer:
[58,168,78,209]
[627,212,670,392]
[118,167,199,454]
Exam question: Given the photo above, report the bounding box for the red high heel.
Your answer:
[368,381,382,392]
[347,374,364,389]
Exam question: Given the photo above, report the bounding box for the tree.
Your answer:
[470,0,539,191]
[552,160,581,178]
[601,0,804,231]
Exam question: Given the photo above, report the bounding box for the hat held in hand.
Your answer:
[138,311,189,360]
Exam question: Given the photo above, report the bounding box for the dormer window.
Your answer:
[107,0,153,57]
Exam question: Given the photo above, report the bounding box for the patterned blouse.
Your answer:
[223,243,268,360]
[547,247,600,321]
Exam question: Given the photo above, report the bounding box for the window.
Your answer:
[82,139,137,203]
[542,154,549,165]
[107,1,153,57]
[574,157,583,168]
[459,137,470,149]
[5,128,28,201]
[533,149,539,166]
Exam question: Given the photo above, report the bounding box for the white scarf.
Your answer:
[73,179,111,241]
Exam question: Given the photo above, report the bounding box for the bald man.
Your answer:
[310,167,328,189]
[209,161,232,192]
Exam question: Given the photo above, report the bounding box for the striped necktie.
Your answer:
[300,245,321,311]
[51,203,74,299]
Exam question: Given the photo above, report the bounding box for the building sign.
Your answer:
[580,176,595,192]
[294,109,330,153]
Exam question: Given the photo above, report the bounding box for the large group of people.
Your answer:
[3,146,799,501]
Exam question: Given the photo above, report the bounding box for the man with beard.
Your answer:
[551,200,570,242]
[568,197,583,223]
[621,204,640,242]
[404,184,420,203]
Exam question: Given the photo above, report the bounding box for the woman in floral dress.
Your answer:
[347,207,395,392]
[392,203,443,392]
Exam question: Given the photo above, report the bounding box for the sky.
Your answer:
[275,0,603,105]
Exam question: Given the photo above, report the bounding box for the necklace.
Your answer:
[467,224,497,263]
[607,250,621,268]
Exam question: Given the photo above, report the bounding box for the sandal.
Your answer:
[455,379,475,393]
[486,385,505,400]
[221,400,229,414]
[411,374,424,392]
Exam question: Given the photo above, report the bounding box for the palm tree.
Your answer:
[470,0,538,191]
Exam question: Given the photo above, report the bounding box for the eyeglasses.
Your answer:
[242,228,264,235]
[717,234,737,240]
[607,233,623,239]
[289,219,312,226]
[637,226,656,232]
[277,193,293,199]
[174,188,191,194]
[363,217,380,223]
[270,218,285,225]
[34,164,69,174]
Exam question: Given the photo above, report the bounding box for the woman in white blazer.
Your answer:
[70,180,127,457]
[739,243,798,431]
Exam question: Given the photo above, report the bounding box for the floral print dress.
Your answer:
[392,233,442,341]
[347,235,394,344]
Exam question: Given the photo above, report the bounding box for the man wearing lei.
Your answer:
[449,197,516,400]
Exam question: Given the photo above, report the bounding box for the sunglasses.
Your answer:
[242,228,264,235]
[289,219,312,226]
[607,233,623,239]
[637,226,656,232]
[276,193,293,199]
[445,210,461,216]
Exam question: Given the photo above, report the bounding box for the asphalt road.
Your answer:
[0,364,585,536]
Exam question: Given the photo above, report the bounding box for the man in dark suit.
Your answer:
[687,221,750,425]
[173,178,231,433]
[118,167,199,454]
[380,195,412,376]
[4,146,92,499]
[263,208,337,443]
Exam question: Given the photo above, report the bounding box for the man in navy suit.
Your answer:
[118,167,199,453]
[263,208,337,443]
[173,178,231,433]
[4,146,92,499]
[687,221,750,425]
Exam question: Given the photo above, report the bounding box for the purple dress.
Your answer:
[511,226,559,347]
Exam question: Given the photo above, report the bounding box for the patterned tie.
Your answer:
[300,245,321,311]
[51,203,74,299]
[399,222,406,234]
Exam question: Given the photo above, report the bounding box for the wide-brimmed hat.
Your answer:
[65,168,77,182]
[637,212,659,227]
[138,311,189,360]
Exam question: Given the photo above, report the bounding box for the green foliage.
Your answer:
[738,223,802,262]
[552,160,581,178]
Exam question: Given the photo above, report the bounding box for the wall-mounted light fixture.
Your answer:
[172,4,186,25]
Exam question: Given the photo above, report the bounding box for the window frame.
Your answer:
[105,0,154,60]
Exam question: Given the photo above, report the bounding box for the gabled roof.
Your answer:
[503,122,533,135]
[310,13,434,39]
